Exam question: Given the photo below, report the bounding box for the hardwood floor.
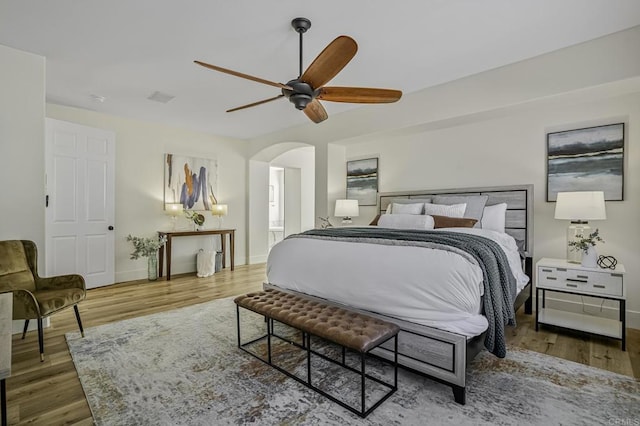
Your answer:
[5,264,639,425]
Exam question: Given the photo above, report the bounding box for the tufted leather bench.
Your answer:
[234,288,399,418]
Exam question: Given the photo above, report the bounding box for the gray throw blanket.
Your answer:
[290,227,516,358]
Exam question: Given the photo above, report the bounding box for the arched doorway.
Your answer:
[248,142,315,264]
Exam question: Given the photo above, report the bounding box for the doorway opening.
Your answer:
[268,167,285,249]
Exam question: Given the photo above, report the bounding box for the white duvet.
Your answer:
[266,227,529,337]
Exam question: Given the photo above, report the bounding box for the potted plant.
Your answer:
[568,229,604,268]
[126,234,167,281]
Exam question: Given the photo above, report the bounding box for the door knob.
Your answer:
[108,226,114,230]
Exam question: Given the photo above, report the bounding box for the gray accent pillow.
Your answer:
[432,195,489,228]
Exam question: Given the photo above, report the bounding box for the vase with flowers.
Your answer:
[568,229,604,268]
[126,234,167,281]
[185,211,206,231]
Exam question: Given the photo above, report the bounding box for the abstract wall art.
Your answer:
[547,123,624,201]
[164,154,218,210]
[346,157,378,206]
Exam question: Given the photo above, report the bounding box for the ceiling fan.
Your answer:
[194,17,402,124]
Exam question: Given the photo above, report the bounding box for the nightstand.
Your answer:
[535,258,626,350]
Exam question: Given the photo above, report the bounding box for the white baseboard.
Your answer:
[249,255,268,264]
[536,295,640,330]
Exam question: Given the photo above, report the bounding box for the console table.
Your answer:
[1,293,12,426]
[158,229,235,281]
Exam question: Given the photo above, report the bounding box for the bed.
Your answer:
[265,185,534,404]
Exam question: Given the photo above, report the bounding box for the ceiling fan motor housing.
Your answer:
[283,79,316,110]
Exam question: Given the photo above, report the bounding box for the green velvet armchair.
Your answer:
[0,240,86,362]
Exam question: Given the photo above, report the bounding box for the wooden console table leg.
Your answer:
[230,230,235,271]
[158,241,165,278]
[220,234,226,269]
[166,236,173,281]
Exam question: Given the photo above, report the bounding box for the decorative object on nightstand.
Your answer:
[554,191,606,263]
[318,216,333,229]
[211,204,228,229]
[334,199,359,225]
[165,203,184,230]
[535,258,626,350]
[568,229,604,268]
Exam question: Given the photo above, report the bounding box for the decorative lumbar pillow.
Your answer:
[391,202,424,215]
[377,214,435,230]
[432,195,489,228]
[422,202,466,218]
[431,215,478,229]
[481,203,508,233]
[383,198,431,214]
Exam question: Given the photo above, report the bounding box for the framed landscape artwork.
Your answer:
[346,158,378,205]
[547,123,624,201]
[164,153,218,210]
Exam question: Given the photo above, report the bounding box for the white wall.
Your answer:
[343,90,640,327]
[0,45,45,248]
[46,104,249,282]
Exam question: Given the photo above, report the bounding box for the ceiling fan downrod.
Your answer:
[291,17,311,78]
[283,17,315,111]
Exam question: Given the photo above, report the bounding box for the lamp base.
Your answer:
[567,221,590,263]
[341,217,353,226]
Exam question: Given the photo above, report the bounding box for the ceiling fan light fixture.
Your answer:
[289,93,312,110]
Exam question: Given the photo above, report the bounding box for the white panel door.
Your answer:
[45,119,115,288]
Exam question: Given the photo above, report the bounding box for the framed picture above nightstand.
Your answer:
[535,258,626,350]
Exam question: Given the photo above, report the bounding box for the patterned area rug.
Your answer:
[66,297,639,425]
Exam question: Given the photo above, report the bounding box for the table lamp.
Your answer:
[211,204,228,229]
[335,199,359,225]
[554,191,606,263]
[165,203,184,230]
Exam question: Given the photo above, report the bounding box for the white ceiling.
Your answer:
[1,0,640,140]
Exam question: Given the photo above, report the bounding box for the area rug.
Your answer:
[66,297,639,426]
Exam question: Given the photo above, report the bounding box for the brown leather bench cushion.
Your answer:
[235,289,399,353]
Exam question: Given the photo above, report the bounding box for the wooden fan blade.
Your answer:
[303,99,328,123]
[300,36,357,89]
[317,87,402,103]
[226,95,284,113]
[194,60,292,90]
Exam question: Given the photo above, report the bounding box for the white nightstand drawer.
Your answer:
[537,266,623,297]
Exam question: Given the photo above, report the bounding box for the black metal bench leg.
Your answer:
[361,353,366,415]
[37,317,44,362]
[73,305,85,337]
[21,320,29,339]
[1,378,7,426]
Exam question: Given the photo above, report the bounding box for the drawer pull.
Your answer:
[541,269,553,273]
[546,277,557,281]
[612,273,623,278]
[593,284,606,289]
[576,275,588,279]
[566,278,587,283]
[557,268,567,271]
[565,283,578,288]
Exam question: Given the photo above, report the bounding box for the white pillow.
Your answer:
[481,203,508,233]
[422,202,466,218]
[377,214,435,230]
[391,202,424,215]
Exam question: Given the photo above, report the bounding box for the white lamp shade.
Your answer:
[165,203,184,216]
[334,199,359,217]
[211,204,228,216]
[554,191,606,221]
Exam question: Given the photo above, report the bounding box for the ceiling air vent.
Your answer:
[147,91,175,104]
